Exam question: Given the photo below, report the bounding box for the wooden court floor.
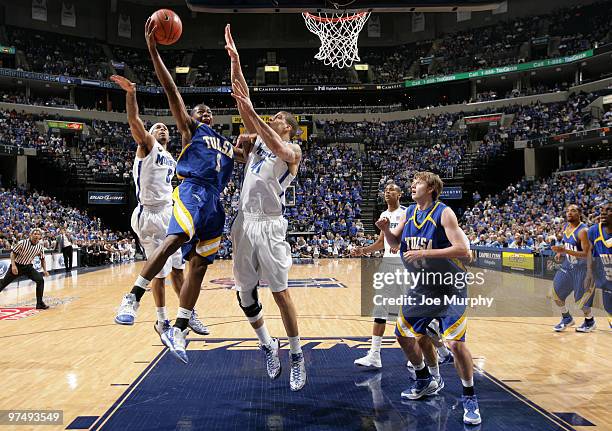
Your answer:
[0,259,610,430]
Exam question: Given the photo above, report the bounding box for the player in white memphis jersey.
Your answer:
[352,183,454,369]
[110,75,209,337]
[226,24,306,391]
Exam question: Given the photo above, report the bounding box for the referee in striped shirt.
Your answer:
[0,228,49,309]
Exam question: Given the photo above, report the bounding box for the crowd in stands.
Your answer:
[462,168,611,251]
[0,187,135,266]
[3,1,611,87]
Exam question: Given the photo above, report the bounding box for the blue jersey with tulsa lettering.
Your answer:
[588,223,612,291]
[176,122,234,191]
[561,223,588,270]
[400,201,466,287]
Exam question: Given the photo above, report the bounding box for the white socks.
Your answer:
[177,307,192,320]
[288,336,302,354]
[428,364,440,378]
[461,377,474,388]
[156,306,168,322]
[371,335,382,352]
[255,323,273,347]
[135,275,150,289]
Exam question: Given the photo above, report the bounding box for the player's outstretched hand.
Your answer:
[350,247,363,257]
[375,217,390,230]
[225,24,239,61]
[145,17,157,51]
[110,75,136,93]
[236,133,254,148]
[231,80,254,111]
[551,245,565,254]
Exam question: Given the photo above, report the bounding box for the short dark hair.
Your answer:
[191,104,211,116]
[280,111,299,138]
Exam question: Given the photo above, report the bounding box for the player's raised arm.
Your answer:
[225,24,257,135]
[110,75,154,152]
[145,18,194,139]
[232,81,301,164]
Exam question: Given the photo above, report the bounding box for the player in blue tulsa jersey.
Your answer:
[377,172,481,426]
[550,204,594,332]
[115,18,234,363]
[586,202,612,329]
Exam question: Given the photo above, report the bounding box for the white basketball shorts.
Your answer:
[131,204,185,279]
[231,211,292,292]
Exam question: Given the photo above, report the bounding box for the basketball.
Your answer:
[150,9,182,45]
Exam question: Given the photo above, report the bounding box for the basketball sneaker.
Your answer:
[290,352,307,391]
[406,361,414,370]
[439,351,455,365]
[575,318,596,333]
[188,309,210,335]
[433,375,445,394]
[354,349,382,368]
[114,293,139,325]
[154,319,171,336]
[260,338,281,380]
[553,315,574,332]
[161,327,189,364]
[401,376,439,400]
[461,395,482,425]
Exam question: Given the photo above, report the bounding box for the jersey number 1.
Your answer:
[215,153,221,173]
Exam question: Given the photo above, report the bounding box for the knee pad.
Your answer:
[237,286,263,323]
[374,318,387,324]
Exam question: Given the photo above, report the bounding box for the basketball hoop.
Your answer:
[302,11,370,69]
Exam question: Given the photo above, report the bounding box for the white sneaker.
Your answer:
[188,309,210,335]
[114,293,139,325]
[354,349,382,368]
[260,338,282,379]
[290,352,307,391]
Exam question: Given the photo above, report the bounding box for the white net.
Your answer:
[302,11,371,69]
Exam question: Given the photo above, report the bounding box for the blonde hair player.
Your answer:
[376,171,481,426]
[226,24,306,391]
[111,74,209,336]
[352,182,454,370]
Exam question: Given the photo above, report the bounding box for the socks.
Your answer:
[174,307,192,331]
[559,304,569,314]
[462,377,475,396]
[428,364,440,378]
[371,335,382,352]
[414,361,431,379]
[437,344,451,358]
[156,307,168,323]
[255,323,273,347]
[288,336,302,354]
[131,275,150,301]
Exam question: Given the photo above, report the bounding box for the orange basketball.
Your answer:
[150,9,182,45]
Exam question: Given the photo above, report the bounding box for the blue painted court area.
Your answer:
[92,338,575,431]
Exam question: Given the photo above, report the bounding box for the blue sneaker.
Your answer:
[553,316,574,332]
[161,327,189,364]
[439,351,454,365]
[401,376,439,400]
[462,395,482,425]
[575,318,596,333]
[114,293,139,325]
[154,319,171,336]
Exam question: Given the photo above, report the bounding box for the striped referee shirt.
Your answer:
[12,239,45,265]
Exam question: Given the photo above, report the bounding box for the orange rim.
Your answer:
[303,11,369,23]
